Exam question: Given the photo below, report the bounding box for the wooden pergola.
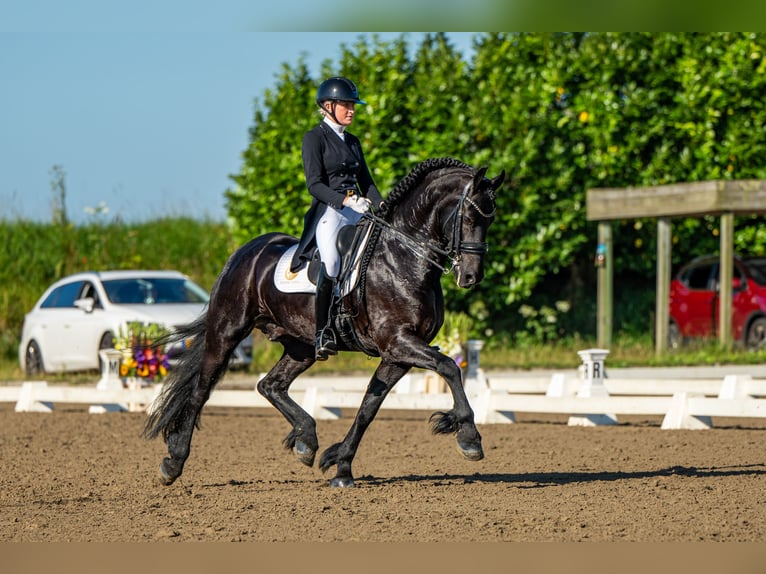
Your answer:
[586,180,766,356]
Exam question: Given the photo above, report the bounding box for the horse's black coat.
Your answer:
[144,158,505,487]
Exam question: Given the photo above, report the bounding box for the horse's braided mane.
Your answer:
[378,157,473,219]
[350,157,473,328]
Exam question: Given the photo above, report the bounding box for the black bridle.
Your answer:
[364,178,496,274]
[447,179,495,257]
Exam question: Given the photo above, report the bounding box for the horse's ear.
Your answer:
[474,166,488,186]
[491,170,506,191]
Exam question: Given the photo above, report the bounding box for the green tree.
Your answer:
[469,33,590,311]
[408,32,473,162]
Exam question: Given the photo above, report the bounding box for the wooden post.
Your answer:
[596,222,613,349]
[655,217,672,356]
[719,213,734,350]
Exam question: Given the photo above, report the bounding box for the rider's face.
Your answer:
[327,100,355,126]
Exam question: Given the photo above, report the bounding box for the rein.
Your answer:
[363,178,495,274]
[364,212,452,272]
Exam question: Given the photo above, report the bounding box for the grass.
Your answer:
[480,335,766,371]
[4,333,766,383]
[318,333,766,373]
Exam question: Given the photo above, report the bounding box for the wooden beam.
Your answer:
[587,180,766,221]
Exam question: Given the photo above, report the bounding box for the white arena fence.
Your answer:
[2,346,766,430]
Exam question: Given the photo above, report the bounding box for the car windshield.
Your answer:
[102,278,209,305]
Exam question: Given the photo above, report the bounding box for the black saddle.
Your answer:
[305,223,366,286]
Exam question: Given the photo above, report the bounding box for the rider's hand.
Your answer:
[344,195,370,214]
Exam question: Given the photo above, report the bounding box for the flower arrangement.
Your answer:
[114,322,170,383]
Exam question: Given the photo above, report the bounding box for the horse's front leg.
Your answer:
[256,341,319,467]
[427,351,484,461]
[390,335,484,462]
[319,360,410,487]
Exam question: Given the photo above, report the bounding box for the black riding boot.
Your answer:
[315,265,338,361]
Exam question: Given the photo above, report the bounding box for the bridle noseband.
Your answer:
[446,179,496,258]
[365,176,496,274]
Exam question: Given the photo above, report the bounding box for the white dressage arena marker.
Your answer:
[568,348,618,427]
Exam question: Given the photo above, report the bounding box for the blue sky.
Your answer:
[1,29,475,223]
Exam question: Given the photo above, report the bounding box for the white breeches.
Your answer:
[315,203,364,278]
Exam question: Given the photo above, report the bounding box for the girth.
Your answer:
[332,218,381,357]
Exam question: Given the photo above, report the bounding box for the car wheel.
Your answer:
[745,317,766,351]
[25,340,45,376]
[668,320,683,351]
[99,332,115,350]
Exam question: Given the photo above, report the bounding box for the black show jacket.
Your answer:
[291,122,383,272]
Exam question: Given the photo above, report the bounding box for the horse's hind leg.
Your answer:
[155,312,252,485]
[158,343,233,485]
[319,360,410,487]
[256,340,319,466]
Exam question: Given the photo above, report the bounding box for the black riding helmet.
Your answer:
[315,77,366,106]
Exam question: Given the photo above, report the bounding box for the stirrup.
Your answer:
[315,328,338,361]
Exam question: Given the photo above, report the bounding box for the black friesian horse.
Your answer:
[144,158,505,487]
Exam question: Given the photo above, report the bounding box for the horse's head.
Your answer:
[448,166,505,288]
[376,158,504,287]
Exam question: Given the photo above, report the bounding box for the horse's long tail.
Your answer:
[142,315,208,441]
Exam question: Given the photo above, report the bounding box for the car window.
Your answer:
[80,281,103,308]
[40,281,85,308]
[735,265,747,285]
[682,264,715,290]
[710,264,746,291]
[102,278,208,304]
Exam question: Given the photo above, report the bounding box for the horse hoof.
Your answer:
[458,444,484,461]
[293,440,316,467]
[158,460,178,486]
[329,476,355,488]
[158,468,176,486]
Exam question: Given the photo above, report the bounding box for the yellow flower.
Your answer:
[578,111,589,123]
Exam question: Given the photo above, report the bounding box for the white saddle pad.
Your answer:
[273,245,315,293]
[273,224,374,296]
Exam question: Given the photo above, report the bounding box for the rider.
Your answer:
[290,76,384,361]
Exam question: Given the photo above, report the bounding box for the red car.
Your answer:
[669,255,766,350]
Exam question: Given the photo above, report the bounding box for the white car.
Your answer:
[19,270,252,376]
